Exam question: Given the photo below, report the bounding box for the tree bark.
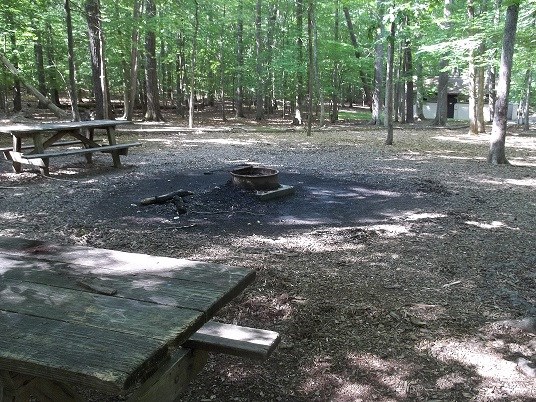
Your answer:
[404,33,414,123]
[34,30,47,109]
[235,0,245,118]
[144,0,164,121]
[65,0,80,120]
[488,2,519,165]
[294,0,304,125]
[331,0,340,123]
[343,6,372,107]
[123,0,141,121]
[306,0,314,136]
[385,21,395,145]
[255,0,264,121]
[372,0,385,125]
[85,0,111,119]
[0,52,68,119]
[188,0,199,128]
[434,0,452,126]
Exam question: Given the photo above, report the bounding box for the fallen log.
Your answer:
[140,189,194,205]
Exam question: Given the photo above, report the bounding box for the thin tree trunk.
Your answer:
[255,0,264,121]
[124,0,141,120]
[385,20,395,145]
[521,69,532,131]
[294,0,304,125]
[219,5,227,121]
[34,31,47,109]
[144,0,164,121]
[306,0,314,136]
[488,2,519,165]
[372,0,385,125]
[188,0,199,128]
[65,0,80,121]
[434,0,452,126]
[415,57,426,120]
[343,6,372,107]
[0,52,68,119]
[331,0,340,123]
[487,0,502,123]
[235,0,245,118]
[405,34,414,123]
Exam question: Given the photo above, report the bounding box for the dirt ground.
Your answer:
[1,110,535,401]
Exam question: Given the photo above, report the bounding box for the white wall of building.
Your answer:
[420,102,516,121]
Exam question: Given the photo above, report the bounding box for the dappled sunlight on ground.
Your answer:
[419,332,536,401]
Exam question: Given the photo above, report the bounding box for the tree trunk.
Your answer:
[124,0,141,121]
[235,0,245,118]
[34,31,47,109]
[404,34,414,123]
[255,0,264,121]
[65,0,80,120]
[219,5,227,122]
[343,6,372,107]
[188,0,199,128]
[7,17,22,113]
[371,0,385,125]
[385,21,395,145]
[144,0,164,121]
[476,59,486,132]
[294,0,304,125]
[0,52,68,119]
[434,0,452,126]
[306,0,314,136]
[45,23,61,107]
[331,0,340,123]
[415,57,426,120]
[521,69,532,131]
[488,2,519,165]
[467,0,479,134]
[85,0,111,119]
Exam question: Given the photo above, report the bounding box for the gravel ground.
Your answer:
[1,114,535,401]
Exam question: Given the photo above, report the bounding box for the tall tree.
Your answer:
[488,1,520,165]
[144,0,164,121]
[434,0,452,126]
[65,0,80,121]
[385,17,396,145]
[343,6,372,106]
[235,0,245,118]
[255,0,264,120]
[85,0,111,119]
[188,0,199,128]
[294,0,305,125]
[123,0,141,121]
[306,0,314,136]
[331,0,340,123]
[371,0,385,125]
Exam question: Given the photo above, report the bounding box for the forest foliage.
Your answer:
[0,0,534,123]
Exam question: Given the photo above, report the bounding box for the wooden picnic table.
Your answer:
[0,237,264,401]
[0,120,141,175]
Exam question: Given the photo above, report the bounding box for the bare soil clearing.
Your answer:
[1,111,535,401]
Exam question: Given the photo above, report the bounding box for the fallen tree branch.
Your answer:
[140,189,194,205]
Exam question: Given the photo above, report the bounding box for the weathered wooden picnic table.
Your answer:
[0,120,141,175]
[0,237,279,401]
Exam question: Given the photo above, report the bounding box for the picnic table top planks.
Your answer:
[0,120,131,135]
[0,237,255,394]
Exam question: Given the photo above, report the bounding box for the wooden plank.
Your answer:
[0,237,255,290]
[126,348,208,402]
[0,252,254,317]
[0,120,131,135]
[0,310,166,393]
[0,278,204,343]
[183,321,281,361]
[0,140,95,153]
[21,142,141,159]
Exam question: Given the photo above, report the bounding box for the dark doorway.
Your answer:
[447,94,457,118]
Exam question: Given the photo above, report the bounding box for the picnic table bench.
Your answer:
[0,237,279,401]
[0,120,141,175]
